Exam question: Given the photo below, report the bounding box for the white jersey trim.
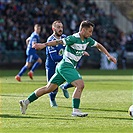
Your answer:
[91,41,98,47]
[71,43,88,50]
[62,38,66,46]
[49,50,57,53]
[64,51,82,62]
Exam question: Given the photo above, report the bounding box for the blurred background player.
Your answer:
[15,24,42,82]
[46,20,73,107]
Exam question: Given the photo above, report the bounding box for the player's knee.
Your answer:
[72,80,84,90]
[25,63,31,68]
[38,58,42,64]
[77,83,84,90]
[80,83,84,90]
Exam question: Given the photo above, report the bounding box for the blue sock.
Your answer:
[31,62,41,72]
[49,88,58,101]
[18,66,28,76]
[64,83,73,89]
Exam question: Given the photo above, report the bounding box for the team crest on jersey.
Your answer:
[58,49,64,56]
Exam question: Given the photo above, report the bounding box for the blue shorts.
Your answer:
[26,53,39,63]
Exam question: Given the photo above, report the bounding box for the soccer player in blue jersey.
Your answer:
[46,20,71,107]
[15,24,42,82]
[19,20,117,117]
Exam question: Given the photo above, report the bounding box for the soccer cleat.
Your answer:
[19,100,27,114]
[50,99,58,107]
[15,75,21,82]
[28,71,33,79]
[72,111,88,117]
[60,84,69,98]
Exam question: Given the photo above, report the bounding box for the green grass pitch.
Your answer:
[0,69,133,133]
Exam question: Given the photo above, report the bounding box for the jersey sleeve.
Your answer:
[47,38,63,62]
[88,37,98,47]
[62,35,75,46]
[32,35,39,43]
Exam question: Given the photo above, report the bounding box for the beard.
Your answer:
[55,30,63,37]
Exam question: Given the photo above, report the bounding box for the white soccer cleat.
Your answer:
[19,100,27,114]
[72,111,88,117]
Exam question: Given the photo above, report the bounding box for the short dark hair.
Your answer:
[52,20,62,28]
[34,24,41,28]
[79,20,94,31]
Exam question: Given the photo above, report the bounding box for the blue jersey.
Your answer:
[26,31,40,63]
[45,34,66,81]
[26,31,40,55]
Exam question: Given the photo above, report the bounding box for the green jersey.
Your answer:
[62,32,97,67]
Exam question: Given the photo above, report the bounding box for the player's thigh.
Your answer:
[46,82,58,93]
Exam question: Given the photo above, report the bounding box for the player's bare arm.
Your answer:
[26,37,30,45]
[83,51,90,56]
[96,43,117,64]
[32,40,63,50]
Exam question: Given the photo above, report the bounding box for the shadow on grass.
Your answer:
[88,115,132,121]
[59,106,132,120]
[0,114,40,119]
[0,94,27,97]
[59,106,127,113]
[84,107,127,113]
[0,113,132,121]
[0,114,74,120]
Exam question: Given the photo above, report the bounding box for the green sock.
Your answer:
[28,92,38,103]
[72,98,80,109]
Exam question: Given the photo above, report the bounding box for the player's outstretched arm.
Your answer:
[96,43,117,64]
[32,40,64,50]
[32,42,46,50]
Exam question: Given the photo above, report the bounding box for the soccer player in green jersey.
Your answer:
[19,20,117,117]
